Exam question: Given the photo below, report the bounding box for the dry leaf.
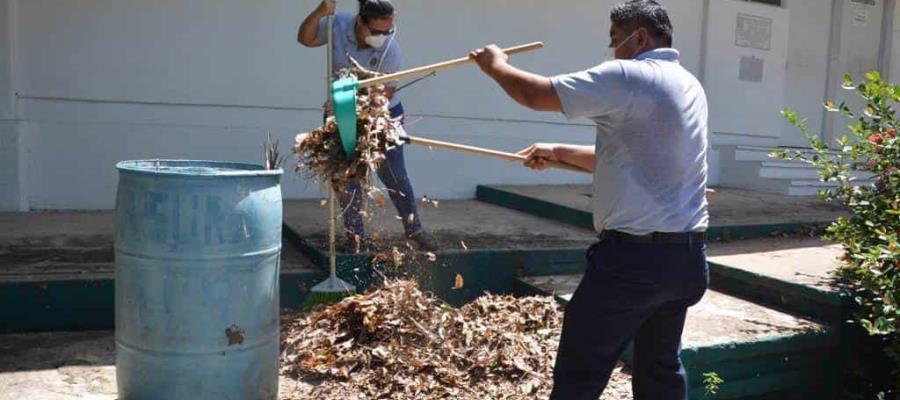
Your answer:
[374,192,387,207]
[279,280,566,399]
[391,247,404,266]
[453,274,464,290]
[421,196,440,208]
[292,66,401,188]
[352,235,362,253]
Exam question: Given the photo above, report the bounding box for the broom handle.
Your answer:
[326,14,338,278]
[358,42,544,89]
[402,135,589,174]
[326,15,334,99]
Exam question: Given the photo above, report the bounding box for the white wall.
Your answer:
[890,0,900,81]
[0,0,10,119]
[9,0,711,210]
[0,0,21,211]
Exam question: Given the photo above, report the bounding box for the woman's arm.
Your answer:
[298,0,335,47]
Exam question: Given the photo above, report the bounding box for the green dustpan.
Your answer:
[332,76,360,158]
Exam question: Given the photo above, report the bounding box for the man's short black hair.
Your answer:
[610,0,673,47]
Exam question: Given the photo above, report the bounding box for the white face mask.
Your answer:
[365,34,388,48]
[604,29,641,62]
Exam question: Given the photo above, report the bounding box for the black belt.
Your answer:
[599,230,705,244]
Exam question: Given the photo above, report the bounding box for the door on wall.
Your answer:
[777,0,834,148]
[704,0,790,142]
[823,0,885,146]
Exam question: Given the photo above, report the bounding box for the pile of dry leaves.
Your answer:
[280,280,564,399]
[293,66,402,189]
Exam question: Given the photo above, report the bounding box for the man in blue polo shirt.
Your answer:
[472,1,709,399]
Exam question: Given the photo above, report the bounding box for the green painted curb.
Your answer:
[0,278,115,334]
[476,185,594,230]
[687,370,802,399]
[476,185,832,241]
[283,222,590,303]
[685,350,834,387]
[0,269,323,334]
[683,329,837,365]
[705,222,831,242]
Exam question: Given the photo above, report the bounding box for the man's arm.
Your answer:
[470,45,562,112]
[298,0,335,47]
[517,143,595,172]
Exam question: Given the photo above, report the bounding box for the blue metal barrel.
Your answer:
[114,160,283,400]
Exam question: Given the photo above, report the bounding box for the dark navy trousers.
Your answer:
[550,237,709,400]
[333,102,423,237]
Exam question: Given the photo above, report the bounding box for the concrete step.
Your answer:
[517,274,840,400]
[733,146,822,163]
[759,162,873,181]
[720,145,874,196]
[784,179,876,196]
[517,236,850,325]
[734,146,778,162]
[710,134,780,148]
[706,236,849,324]
[758,164,822,180]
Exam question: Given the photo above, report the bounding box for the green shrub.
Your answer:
[778,72,900,397]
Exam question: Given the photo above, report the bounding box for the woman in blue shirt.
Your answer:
[298,0,437,252]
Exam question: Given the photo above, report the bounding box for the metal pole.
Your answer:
[326,14,338,277]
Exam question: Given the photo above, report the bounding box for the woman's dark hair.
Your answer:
[358,0,395,23]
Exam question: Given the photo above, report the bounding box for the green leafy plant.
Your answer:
[702,371,724,397]
[778,71,900,396]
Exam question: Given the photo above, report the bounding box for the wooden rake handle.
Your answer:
[358,42,544,89]
[402,134,589,174]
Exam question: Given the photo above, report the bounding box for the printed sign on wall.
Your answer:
[735,13,773,51]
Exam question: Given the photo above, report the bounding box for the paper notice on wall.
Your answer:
[735,13,772,51]
[852,8,869,27]
[739,56,764,83]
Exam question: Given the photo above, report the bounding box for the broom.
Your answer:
[301,12,355,311]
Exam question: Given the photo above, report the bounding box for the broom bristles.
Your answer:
[300,276,355,311]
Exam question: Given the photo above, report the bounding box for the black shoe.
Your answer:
[407,231,439,252]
